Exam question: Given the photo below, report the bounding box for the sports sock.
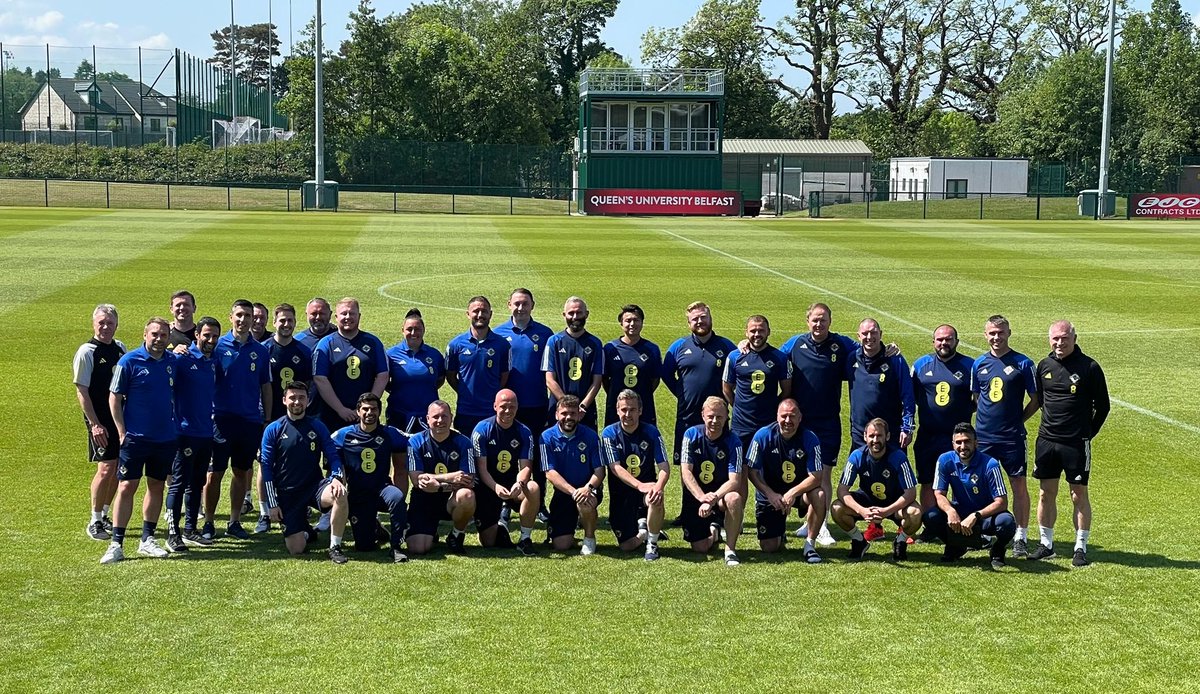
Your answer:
[849,527,864,541]
[1075,529,1089,552]
[646,532,657,549]
[1015,526,1027,541]
[450,528,464,539]
[91,510,103,523]
[804,540,814,553]
[141,521,157,541]
[520,526,533,541]
[330,534,343,547]
[103,504,111,517]
[896,530,908,541]
[112,527,126,546]
[724,548,736,559]
[1039,525,1054,548]
[260,502,269,516]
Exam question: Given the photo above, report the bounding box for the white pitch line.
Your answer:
[658,227,1200,437]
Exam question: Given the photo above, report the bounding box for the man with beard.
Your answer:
[166,316,220,552]
[74,304,125,540]
[601,390,669,561]
[541,395,605,555]
[680,397,745,567]
[746,399,825,563]
[542,296,604,430]
[446,296,511,435]
[911,324,975,514]
[831,419,922,561]
[167,290,197,351]
[472,389,540,555]
[295,297,334,351]
[723,314,792,449]
[601,304,663,428]
[332,393,410,563]
[407,400,477,556]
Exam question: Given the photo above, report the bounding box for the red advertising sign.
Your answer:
[1131,194,1200,218]
[584,189,742,216]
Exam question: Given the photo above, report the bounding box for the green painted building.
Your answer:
[576,68,725,209]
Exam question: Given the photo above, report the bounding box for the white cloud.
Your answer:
[25,10,63,32]
[0,12,14,28]
[0,32,70,47]
[135,32,171,50]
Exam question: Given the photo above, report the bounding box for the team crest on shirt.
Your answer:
[882,469,891,478]
[511,439,519,448]
[716,350,725,358]
[375,437,383,444]
[969,474,979,484]
[584,347,593,355]
[307,431,316,440]
[363,345,371,352]
[487,348,495,356]
[881,363,889,372]
[954,371,963,379]
[250,352,258,360]
[292,355,301,364]
[766,361,775,368]
[577,442,587,451]
[1069,373,1080,383]
[450,452,459,461]
[119,465,127,475]
[532,335,540,342]
[831,343,840,352]
[184,447,193,457]
[424,357,433,364]
[640,441,648,450]
[1003,365,1014,375]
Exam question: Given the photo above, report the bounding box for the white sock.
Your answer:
[804,540,814,553]
[849,527,864,541]
[520,526,533,541]
[646,532,657,549]
[724,548,736,559]
[1040,525,1054,548]
[1015,526,1027,541]
[330,534,342,547]
[103,504,111,516]
[259,502,269,516]
[896,530,907,541]
[91,510,103,523]
[636,528,648,543]
[1075,529,1089,552]
[450,528,464,539]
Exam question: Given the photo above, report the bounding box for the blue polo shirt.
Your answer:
[406,430,476,476]
[600,421,668,485]
[746,423,823,497]
[539,423,603,488]
[971,350,1038,444]
[845,348,915,442]
[313,330,388,410]
[267,338,313,412]
[680,424,743,493]
[446,329,511,418]
[723,345,792,438]
[542,330,605,406]
[331,423,408,492]
[471,416,533,487]
[260,415,340,504]
[174,345,217,438]
[602,338,663,426]
[110,346,178,443]
[780,332,858,433]
[494,318,555,410]
[911,352,975,435]
[295,327,335,352]
[385,341,446,426]
[934,450,1007,515]
[213,331,270,422]
[662,333,737,422]
[840,445,917,504]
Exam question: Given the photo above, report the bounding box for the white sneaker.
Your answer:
[724,551,740,567]
[315,511,331,532]
[137,537,169,558]
[100,543,125,564]
[580,537,597,556]
[816,524,836,547]
[795,522,809,539]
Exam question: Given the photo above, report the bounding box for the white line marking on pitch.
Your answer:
[658,227,1200,437]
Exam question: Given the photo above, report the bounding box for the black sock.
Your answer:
[141,521,157,542]
[113,527,127,546]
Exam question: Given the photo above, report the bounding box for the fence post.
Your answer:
[167,183,171,210]
[106,181,110,209]
[451,193,456,214]
[866,190,871,219]
[44,179,49,207]
[393,190,397,214]
[922,190,928,219]
[510,194,514,216]
[1036,193,1041,220]
[227,185,231,211]
[287,187,291,212]
[979,194,984,220]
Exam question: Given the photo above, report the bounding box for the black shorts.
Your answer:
[278,479,331,536]
[86,420,121,462]
[1034,437,1091,486]
[913,431,952,485]
[453,412,487,437]
[842,490,907,523]
[672,415,702,465]
[755,495,810,541]
[680,490,725,543]
[979,440,1027,478]
[548,486,601,539]
[117,437,176,481]
[407,490,452,536]
[212,415,262,472]
[474,484,519,532]
[608,487,649,544]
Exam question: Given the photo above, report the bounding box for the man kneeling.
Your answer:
[601,390,670,561]
[746,399,826,563]
[680,397,746,567]
[831,418,922,561]
[406,400,477,556]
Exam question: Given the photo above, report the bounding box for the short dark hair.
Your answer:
[171,290,195,306]
[510,288,535,302]
[468,295,491,309]
[747,314,770,329]
[952,422,976,439]
[253,302,268,312]
[405,308,423,320]
[274,303,296,318]
[617,304,644,322]
[357,392,382,408]
[557,395,581,411]
[196,316,222,333]
[986,314,1010,330]
[284,380,308,393]
[231,299,254,313]
[865,417,889,436]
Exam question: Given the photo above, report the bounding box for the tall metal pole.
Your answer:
[1096,0,1117,217]
[230,0,237,130]
[314,0,325,188]
[268,0,274,132]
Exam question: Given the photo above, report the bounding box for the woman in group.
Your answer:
[385,309,447,434]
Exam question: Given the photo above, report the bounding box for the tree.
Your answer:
[1026,0,1127,57]
[72,59,132,82]
[210,22,283,91]
[2,67,40,130]
[943,0,1034,125]
[528,0,620,142]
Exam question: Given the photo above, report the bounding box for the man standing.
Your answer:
[257,303,314,532]
[679,397,746,567]
[723,314,792,449]
[74,304,125,540]
[746,399,825,563]
[294,297,334,352]
[971,315,1040,558]
[407,400,478,556]
[923,423,1015,568]
[846,318,914,451]
[446,296,511,435]
[1031,320,1110,567]
[911,325,975,513]
[543,296,604,430]
[331,393,410,563]
[100,318,177,563]
[313,297,389,434]
[166,316,220,552]
[602,304,663,428]
[203,299,271,541]
[260,381,350,564]
[831,419,922,561]
[251,302,273,343]
[167,290,197,351]
[601,390,670,561]
[663,302,737,464]
[472,389,540,556]
[540,395,605,555]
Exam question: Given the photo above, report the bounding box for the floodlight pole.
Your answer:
[230,0,237,128]
[314,0,326,190]
[1096,0,1117,217]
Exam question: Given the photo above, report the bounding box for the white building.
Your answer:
[889,157,1029,200]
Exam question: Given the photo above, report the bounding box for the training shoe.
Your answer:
[516,537,537,557]
[580,537,597,556]
[445,532,466,555]
[644,544,660,561]
[815,524,836,547]
[100,543,125,564]
[304,526,320,547]
[863,522,885,542]
[892,536,908,561]
[201,522,215,543]
[941,545,969,563]
[254,515,271,534]
[226,521,250,540]
[166,533,189,554]
[990,556,1007,570]
[849,538,870,560]
[241,494,254,516]
[803,547,823,564]
[1012,538,1028,559]
[1072,549,1090,567]
[137,537,169,558]
[101,515,114,533]
[328,544,349,564]
[657,530,670,543]
[1028,543,1057,561]
[724,551,740,567]
[492,530,515,549]
[392,549,409,564]
[795,522,809,539]
[182,529,212,547]
[499,506,512,531]
[86,520,111,541]
[315,511,332,532]
[536,508,550,525]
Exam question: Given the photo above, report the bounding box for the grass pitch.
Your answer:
[2,207,1199,693]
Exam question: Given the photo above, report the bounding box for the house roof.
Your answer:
[723,139,873,156]
[19,78,176,118]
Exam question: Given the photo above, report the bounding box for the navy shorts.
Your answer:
[86,419,121,463]
[608,486,648,544]
[755,494,810,541]
[680,489,725,543]
[807,420,841,470]
[212,414,262,472]
[841,489,908,523]
[548,486,601,539]
[474,484,519,532]
[672,415,702,465]
[1033,437,1091,486]
[118,437,176,481]
[407,490,452,536]
[278,479,331,536]
[913,431,952,485]
[979,440,1027,478]
[173,435,214,479]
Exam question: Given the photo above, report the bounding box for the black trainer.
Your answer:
[849,538,870,560]
[516,537,537,557]
[1012,538,1028,559]
[492,531,515,549]
[1028,543,1056,561]
[182,529,212,547]
[990,556,1007,570]
[445,531,466,555]
[1072,549,1090,567]
[328,544,349,564]
[166,533,189,553]
[892,536,908,561]
[86,520,111,541]
[941,545,968,563]
[102,516,114,533]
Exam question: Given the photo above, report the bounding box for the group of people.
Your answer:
[74,288,1110,568]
